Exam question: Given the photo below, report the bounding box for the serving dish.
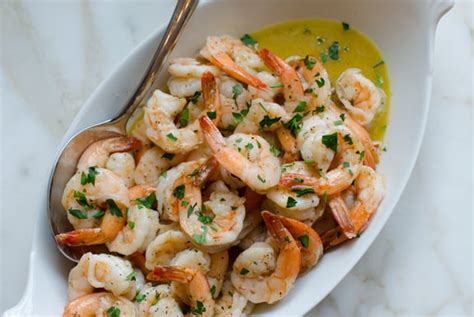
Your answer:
[4,0,453,315]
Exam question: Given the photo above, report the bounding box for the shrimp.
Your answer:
[236,188,264,242]
[67,252,140,301]
[199,116,281,192]
[266,212,323,272]
[324,166,385,246]
[106,152,136,187]
[144,72,221,154]
[296,55,332,110]
[148,266,214,317]
[145,230,192,270]
[336,68,385,126]
[234,98,289,134]
[177,178,246,252]
[63,292,137,317]
[201,35,267,89]
[137,284,183,317]
[207,251,229,299]
[230,210,301,304]
[167,57,220,97]
[76,136,141,171]
[133,146,178,186]
[214,279,254,317]
[106,204,159,256]
[57,168,129,245]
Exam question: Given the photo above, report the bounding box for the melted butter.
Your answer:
[251,19,391,141]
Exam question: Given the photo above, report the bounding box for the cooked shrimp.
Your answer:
[106,152,136,187]
[148,266,215,317]
[336,68,385,126]
[214,279,254,317]
[133,146,177,186]
[325,166,385,246]
[67,253,139,301]
[137,284,183,317]
[237,188,264,242]
[106,204,159,256]
[207,251,229,299]
[231,210,301,304]
[63,292,137,317]
[177,178,246,252]
[145,72,220,153]
[77,136,141,171]
[201,35,267,89]
[145,230,192,270]
[200,116,281,192]
[267,212,323,272]
[57,168,129,245]
[234,98,289,134]
[296,55,332,109]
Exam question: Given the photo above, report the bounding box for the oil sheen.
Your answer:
[251,19,390,141]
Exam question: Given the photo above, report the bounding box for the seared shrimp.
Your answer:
[200,116,281,192]
[177,178,246,252]
[137,284,183,317]
[267,212,323,272]
[67,252,140,301]
[63,292,137,317]
[296,55,332,109]
[148,266,215,317]
[145,230,192,270]
[231,211,301,304]
[214,279,254,317]
[77,136,141,171]
[145,72,221,154]
[57,168,129,245]
[201,35,267,89]
[325,166,385,246]
[336,68,385,126]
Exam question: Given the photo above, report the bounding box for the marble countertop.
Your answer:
[1,1,472,315]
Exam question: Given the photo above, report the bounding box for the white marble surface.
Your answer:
[0,0,472,315]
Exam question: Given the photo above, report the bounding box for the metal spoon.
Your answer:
[47,0,199,262]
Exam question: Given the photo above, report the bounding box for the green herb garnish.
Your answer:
[68,208,87,219]
[286,197,297,208]
[240,34,257,46]
[321,133,338,152]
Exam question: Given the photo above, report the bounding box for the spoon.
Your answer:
[48,0,199,262]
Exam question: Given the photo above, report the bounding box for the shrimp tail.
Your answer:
[56,228,107,246]
[261,210,295,244]
[147,265,193,283]
[328,195,357,239]
[108,136,142,153]
[128,252,150,276]
[192,156,219,186]
[208,52,267,89]
[201,72,222,124]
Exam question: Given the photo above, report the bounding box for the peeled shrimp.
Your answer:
[297,55,332,109]
[77,136,141,171]
[200,116,281,192]
[148,266,215,317]
[214,279,254,317]
[231,211,301,304]
[201,35,267,89]
[63,292,137,317]
[336,68,385,126]
[145,230,192,270]
[133,146,177,186]
[137,284,183,317]
[106,152,136,187]
[67,252,140,301]
[57,168,129,245]
[234,98,289,134]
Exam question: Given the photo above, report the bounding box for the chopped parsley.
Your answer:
[291,188,315,197]
[293,177,304,183]
[320,51,328,63]
[343,134,353,145]
[74,191,92,208]
[106,199,123,217]
[210,285,217,298]
[303,27,312,35]
[106,306,121,317]
[314,105,325,114]
[206,111,217,120]
[173,184,185,200]
[286,197,297,208]
[375,73,384,87]
[92,210,105,219]
[128,221,135,230]
[189,91,201,104]
[245,143,254,150]
[328,41,340,61]
[179,108,189,126]
[294,101,307,113]
[133,291,146,302]
[161,152,175,160]
[232,112,243,124]
[257,175,266,183]
[68,208,87,219]
[192,226,208,244]
[197,212,213,224]
[126,271,137,281]
[270,144,282,157]
[259,115,281,128]
[303,55,316,70]
[340,113,346,121]
[358,150,366,161]
[315,77,325,88]
[298,235,310,248]
[283,114,303,136]
[232,84,243,100]
[166,133,177,142]
[80,166,99,186]
[342,161,350,168]
[321,133,338,152]
[135,192,156,209]
[270,83,284,89]
[187,203,197,218]
[342,22,350,31]
[334,120,343,126]
[239,268,250,275]
[240,34,257,46]
[373,60,385,68]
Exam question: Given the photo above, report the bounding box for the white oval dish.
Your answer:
[4,0,453,316]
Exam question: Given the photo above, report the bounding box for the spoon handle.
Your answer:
[118,0,199,120]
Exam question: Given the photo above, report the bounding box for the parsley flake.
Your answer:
[259,115,281,128]
[173,185,185,200]
[106,306,121,317]
[321,133,338,152]
[342,22,350,31]
[286,197,297,208]
[179,108,189,126]
[189,91,201,104]
[107,199,123,217]
[68,208,87,219]
[135,192,156,209]
[240,268,250,275]
[298,235,310,248]
[291,188,315,197]
[270,144,282,157]
[328,41,340,60]
[166,133,177,142]
[294,101,307,113]
[303,55,316,70]
[161,152,175,160]
[240,34,257,46]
